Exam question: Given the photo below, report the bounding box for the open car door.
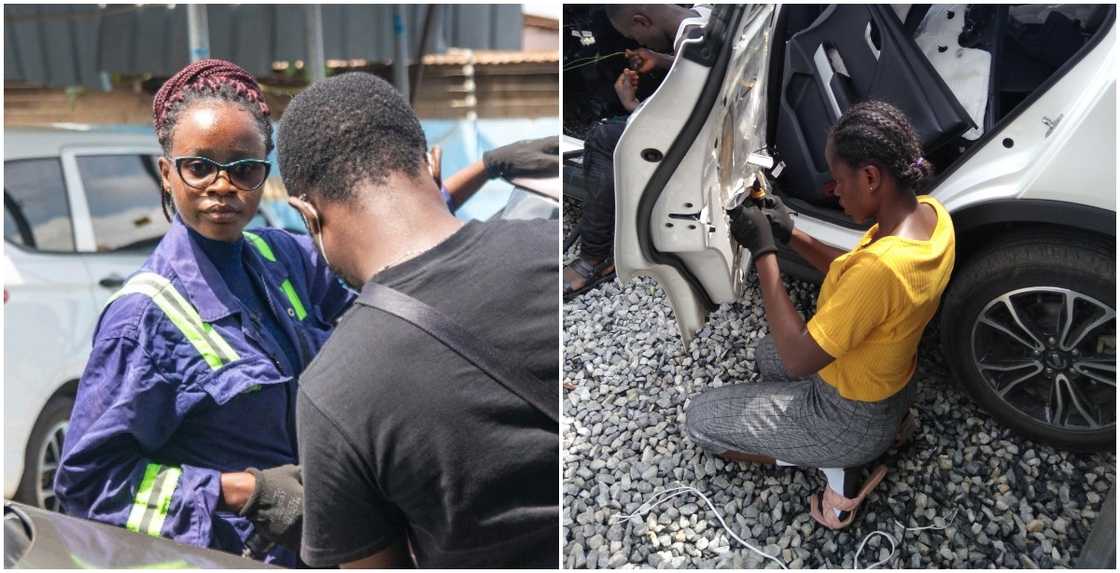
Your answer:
[615,4,974,346]
[614,4,768,347]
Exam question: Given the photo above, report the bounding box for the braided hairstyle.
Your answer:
[828,100,933,193]
[152,59,272,220]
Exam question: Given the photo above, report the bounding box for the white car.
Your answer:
[4,127,170,511]
[612,5,1115,450]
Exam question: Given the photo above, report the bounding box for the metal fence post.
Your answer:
[393,5,410,101]
[186,5,209,62]
[305,5,326,83]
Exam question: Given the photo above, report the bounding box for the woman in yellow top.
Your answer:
[685,101,956,529]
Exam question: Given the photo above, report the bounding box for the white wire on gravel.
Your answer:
[854,507,959,569]
[612,485,789,569]
[614,485,959,570]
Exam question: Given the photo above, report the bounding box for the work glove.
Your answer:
[482,136,560,179]
[758,194,794,244]
[239,465,304,553]
[728,203,778,260]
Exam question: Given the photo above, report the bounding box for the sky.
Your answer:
[522,3,560,21]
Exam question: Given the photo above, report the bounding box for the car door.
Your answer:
[774,4,974,208]
[3,157,95,499]
[616,4,975,345]
[614,4,771,347]
[60,147,168,309]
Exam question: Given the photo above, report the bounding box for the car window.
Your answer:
[3,205,28,248]
[3,159,76,251]
[76,154,169,252]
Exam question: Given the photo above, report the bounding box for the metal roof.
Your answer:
[422,49,559,66]
[5,4,523,88]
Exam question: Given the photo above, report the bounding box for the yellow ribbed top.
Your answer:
[806,196,956,402]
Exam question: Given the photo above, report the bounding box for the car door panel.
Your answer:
[3,246,93,498]
[61,148,166,313]
[775,5,975,206]
[616,5,775,346]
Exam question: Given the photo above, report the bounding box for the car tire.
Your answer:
[14,395,73,511]
[940,229,1115,452]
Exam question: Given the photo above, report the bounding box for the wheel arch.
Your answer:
[950,199,1116,269]
[12,380,78,507]
[53,378,80,401]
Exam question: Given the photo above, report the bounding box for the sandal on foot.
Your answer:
[894,410,918,449]
[809,465,888,529]
[563,257,615,300]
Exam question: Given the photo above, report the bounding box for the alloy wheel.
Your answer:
[36,420,68,511]
[971,287,1115,431]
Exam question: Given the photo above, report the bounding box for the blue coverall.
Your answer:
[55,216,354,566]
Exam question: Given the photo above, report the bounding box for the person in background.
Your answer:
[277,71,558,568]
[685,100,956,529]
[437,136,559,212]
[55,59,353,566]
[564,4,712,299]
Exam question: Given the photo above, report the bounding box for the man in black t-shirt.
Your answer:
[276,72,559,568]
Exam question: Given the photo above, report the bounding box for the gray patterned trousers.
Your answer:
[684,336,913,468]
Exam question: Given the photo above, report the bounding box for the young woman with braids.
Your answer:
[685,100,956,529]
[55,59,353,565]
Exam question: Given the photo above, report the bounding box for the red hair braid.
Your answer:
[152,58,270,132]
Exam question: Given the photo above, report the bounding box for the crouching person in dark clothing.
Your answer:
[277,72,559,568]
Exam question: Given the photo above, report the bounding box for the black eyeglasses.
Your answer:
[172,156,271,191]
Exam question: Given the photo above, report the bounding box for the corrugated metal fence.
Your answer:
[5,4,523,88]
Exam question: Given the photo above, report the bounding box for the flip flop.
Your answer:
[809,465,889,529]
[563,257,616,300]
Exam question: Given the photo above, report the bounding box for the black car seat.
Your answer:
[773,5,974,207]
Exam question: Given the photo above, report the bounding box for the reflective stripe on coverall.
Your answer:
[55,217,353,566]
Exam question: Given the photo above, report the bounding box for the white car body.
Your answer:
[614,4,1117,345]
[4,128,162,501]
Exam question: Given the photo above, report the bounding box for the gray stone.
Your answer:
[569,543,586,569]
[1053,518,1068,534]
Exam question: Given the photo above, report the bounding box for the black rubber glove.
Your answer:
[239,465,303,553]
[759,194,794,244]
[482,136,560,179]
[728,203,778,260]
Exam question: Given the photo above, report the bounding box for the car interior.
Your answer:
[764,4,1117,223]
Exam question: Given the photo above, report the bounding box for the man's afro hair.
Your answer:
[277,71,427,203]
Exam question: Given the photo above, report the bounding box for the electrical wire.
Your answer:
[854,507,959,569]
[563,51,623,70]
[612,485,788,569]
[563,51,627,72]
[616,484,960,570]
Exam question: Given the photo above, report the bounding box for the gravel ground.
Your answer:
[562,200,1116,569]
